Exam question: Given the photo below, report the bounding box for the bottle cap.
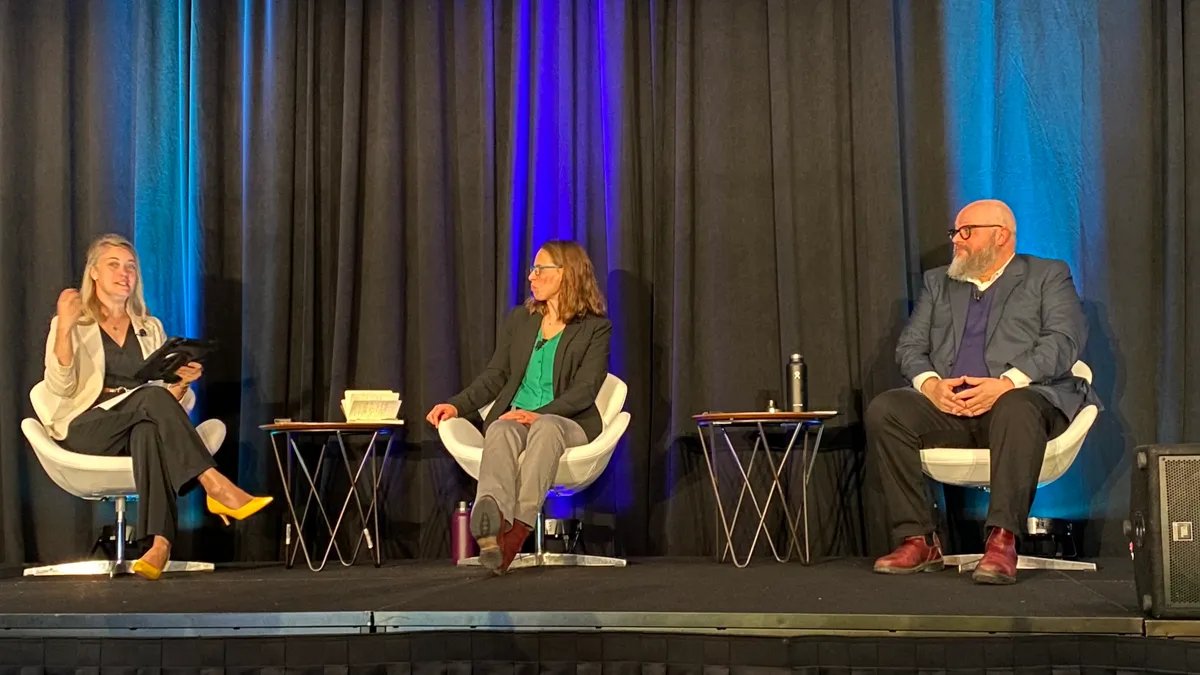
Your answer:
[457,501,468,510]
[790,353,802,361]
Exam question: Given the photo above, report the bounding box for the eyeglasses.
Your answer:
[948,224,1004,241]
[528,264,562,277]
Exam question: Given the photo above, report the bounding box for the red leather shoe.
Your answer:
[497,519,532,574]
[973,527,1018,584]
[873,534,944,574]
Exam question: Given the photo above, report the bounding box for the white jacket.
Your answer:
[30,314,194,440]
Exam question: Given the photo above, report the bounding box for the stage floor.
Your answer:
[0,556,1181,638]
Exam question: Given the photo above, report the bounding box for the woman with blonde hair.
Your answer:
[426,240,611,574]
[30,234,271,580]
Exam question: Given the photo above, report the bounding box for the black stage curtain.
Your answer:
[0,1,1197,565]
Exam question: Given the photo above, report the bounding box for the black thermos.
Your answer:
[786,353,807,412]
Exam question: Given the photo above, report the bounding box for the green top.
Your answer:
[510,329,562,411]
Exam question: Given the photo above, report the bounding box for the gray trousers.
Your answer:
[476,414,588,526]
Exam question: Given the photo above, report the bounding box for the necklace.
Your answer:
[541,315,564,339]
[101,315,130,341]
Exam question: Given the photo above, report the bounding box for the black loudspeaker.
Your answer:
[1126,444,1200,618]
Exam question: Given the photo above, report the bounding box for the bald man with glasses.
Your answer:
[866,199,1101,584]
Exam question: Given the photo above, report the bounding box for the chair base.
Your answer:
[457,553,627,569]
[943,554,1097,573]
[23,560,215,577]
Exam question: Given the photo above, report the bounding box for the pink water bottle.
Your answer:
[451,501,476,563]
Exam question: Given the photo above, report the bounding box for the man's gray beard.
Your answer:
[947,244,998,281]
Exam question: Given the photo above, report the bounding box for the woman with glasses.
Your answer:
[426,241,611,574]
[30,234,272,580]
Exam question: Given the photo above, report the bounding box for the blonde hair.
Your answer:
[524,240,607,322]
[78,234,149,325]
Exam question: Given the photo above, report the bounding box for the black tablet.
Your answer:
[134,337,218,383]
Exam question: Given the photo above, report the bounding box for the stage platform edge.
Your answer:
[0,611,371,637]
[0,610,1152,639]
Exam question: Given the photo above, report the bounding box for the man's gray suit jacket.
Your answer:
[896,254,1101,420]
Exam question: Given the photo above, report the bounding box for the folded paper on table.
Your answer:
[341,390,402,422]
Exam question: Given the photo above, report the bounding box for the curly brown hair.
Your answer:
[524,240,607,322]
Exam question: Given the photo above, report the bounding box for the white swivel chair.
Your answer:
[439,373,632,569]
[21,416,226,577]
[920,361,1100,572]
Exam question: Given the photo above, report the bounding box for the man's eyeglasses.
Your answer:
[948,224,1004,241]
[529,264,563,277]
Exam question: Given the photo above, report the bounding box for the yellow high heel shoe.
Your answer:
[207,495,273,526]
[131,558,163,580]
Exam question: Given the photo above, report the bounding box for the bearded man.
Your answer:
[866,199,1101,584]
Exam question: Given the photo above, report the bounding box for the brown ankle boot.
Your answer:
[873,533,944,574]
[497,520,532,574]
[972,527,1018,585]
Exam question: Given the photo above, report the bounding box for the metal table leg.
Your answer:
[699,423,751,567]
[718,431,765,562]
[699,422,798,566]
[270,431,345,572]
[753,421,805,562]
[798,423,826,563]
[760,421,826,564]
[709,424,719,563]
[699,421,827,566]
[332,430,397,567]
[717,425,790,563]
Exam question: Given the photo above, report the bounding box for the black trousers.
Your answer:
[62,387,217,543]
[866,387,1070,544]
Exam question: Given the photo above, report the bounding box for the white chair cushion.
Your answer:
[920,360,1098,489]
[440,373,630,495]
[22,417,225,501]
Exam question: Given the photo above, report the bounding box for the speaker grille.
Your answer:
[1162,456,1200,606]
